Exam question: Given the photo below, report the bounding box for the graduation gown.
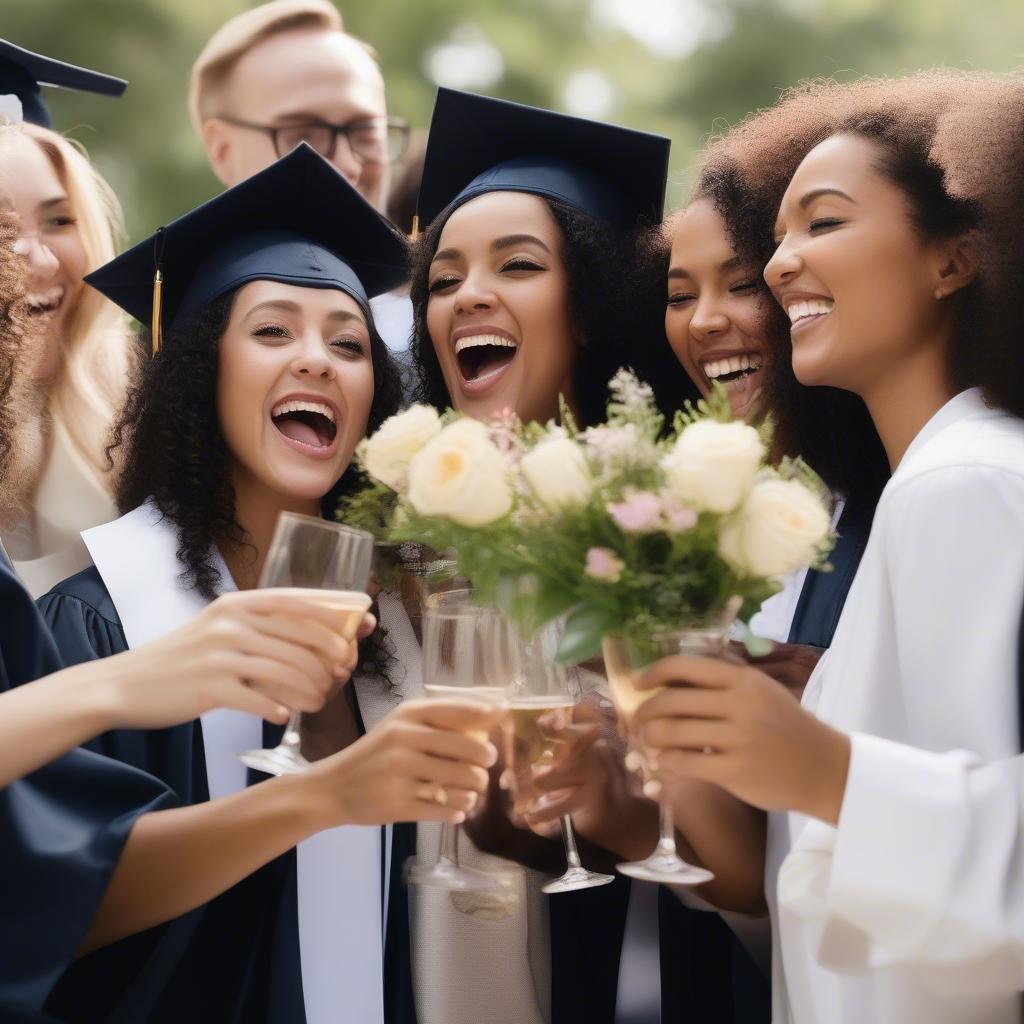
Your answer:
[768,389,1024,1023]
[37,502,412,1024]
[0,549,175,1015]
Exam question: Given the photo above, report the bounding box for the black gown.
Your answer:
[38,564,416,1024]
[0,551,175,1017]
[549,504,872,1024]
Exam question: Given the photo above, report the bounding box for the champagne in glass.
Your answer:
[406,591,503,891]
[503,620,615,896]
[238,513,374,777]
[602,628,721,886]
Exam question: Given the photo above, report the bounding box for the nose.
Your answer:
[290,334,336,381]
[688,296,730,342]
[452,271,496,316]
[14,234,59,281]
[764,237,802,291]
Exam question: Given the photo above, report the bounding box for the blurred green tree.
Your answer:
[8,0,1024,238]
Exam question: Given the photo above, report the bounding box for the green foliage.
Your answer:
[22,0,1024,239]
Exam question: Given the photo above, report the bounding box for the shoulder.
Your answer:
[39,565,119,621]
[37,566,126,663]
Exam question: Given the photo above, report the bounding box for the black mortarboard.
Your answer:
[416,87,670,232]
[85,144,408,354]
[0,40,127,128]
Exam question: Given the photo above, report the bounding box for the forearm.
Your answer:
[80,773,329,954]
[0,666,115,786]
[668,780,766,913]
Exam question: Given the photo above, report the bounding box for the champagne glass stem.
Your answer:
[280,711,303,756]
[560,815,583,870]
[657,800,680,860]
[440,821,459,867]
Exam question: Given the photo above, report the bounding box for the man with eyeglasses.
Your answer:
[189,0,416,363]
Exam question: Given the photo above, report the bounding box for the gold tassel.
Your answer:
[151,268,163,356]
[410,214,419,241]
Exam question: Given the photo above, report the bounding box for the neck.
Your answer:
[860,341,954,471]
[219,466,319,590]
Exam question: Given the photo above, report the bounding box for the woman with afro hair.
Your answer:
[633,72,1024,1023]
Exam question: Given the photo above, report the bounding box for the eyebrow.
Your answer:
[431,233,552,266]
[667,255,746,280]
[39,195,70,209]
[798,187,857,209]
[244,299,365,326]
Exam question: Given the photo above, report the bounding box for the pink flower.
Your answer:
[609,491,663,533]
[585,547,624,583]
[662,496,698,533]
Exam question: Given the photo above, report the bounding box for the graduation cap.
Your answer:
[85,144,408,356]
[0,40,127,128]
[416,87,671,233]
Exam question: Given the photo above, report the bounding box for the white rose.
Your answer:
[662,420,764,513]
[718,478,832,578]
[362,405,442,489]
[407,418,512,527]
[520,437,592,510]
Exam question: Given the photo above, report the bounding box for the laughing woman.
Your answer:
[0,122,137,596]
[634,73,1024,1023]
[31,145,488,1024]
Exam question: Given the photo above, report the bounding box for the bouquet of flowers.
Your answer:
[343,370,835,662]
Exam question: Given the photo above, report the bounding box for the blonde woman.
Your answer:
[0,121,134,595]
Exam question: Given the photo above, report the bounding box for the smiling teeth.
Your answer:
[26,290,62,314]
[787,299,835,324]
[454,334,518,355]
[271,399,335,423]
[702,354,763,381]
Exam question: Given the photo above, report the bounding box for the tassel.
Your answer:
[151,268,163,356]
[410,214,419,241]
[150,226,167,356]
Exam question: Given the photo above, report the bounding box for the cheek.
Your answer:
[338,361,376,434]
[216,341,268,455]
[54,233,87,286]
[426,299,456,371]
[665,309,707,393]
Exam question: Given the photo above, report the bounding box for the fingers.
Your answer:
[240,611,354,672]
[232,655,328,712]
[356,613,377,641]
[641,717,734,754]
[219,589,371,633]
[397,699,507,735]
[213,682,290,724]
[654,749,727,787]
[525,789,584,825]
[403,749,491,793]
[404,801,467,824]
[633,686,731,727]
[402,725,498,769]
[231,632,333,702]
[635,654,745,692]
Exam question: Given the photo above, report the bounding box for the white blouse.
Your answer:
[767,389,1024,1023]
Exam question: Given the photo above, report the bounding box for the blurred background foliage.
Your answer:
[10,0,1024,241]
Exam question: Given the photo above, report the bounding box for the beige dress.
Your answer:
[1,417,117,598]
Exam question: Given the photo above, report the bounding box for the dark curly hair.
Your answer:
[693,72,1024,506]
[407,196,691,427]
[111,285,401,572]
[693,159,890,514]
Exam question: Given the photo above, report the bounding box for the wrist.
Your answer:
[50,662,124,737]
[799,721,850,824]
[302,751,354,831]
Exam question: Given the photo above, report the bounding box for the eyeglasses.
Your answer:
[216,115,411,165]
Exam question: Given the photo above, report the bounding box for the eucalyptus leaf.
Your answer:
[556,604,616,663]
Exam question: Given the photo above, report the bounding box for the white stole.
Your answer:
[82,501,386,1024]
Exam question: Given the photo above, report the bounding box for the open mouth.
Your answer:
[455,334,518,387]
[270,398,338,451]
[26,289,63,317]
[701,353,763,387]
[787,298,835,333]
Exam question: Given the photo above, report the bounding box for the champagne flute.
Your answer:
[238,512,374,776]
[602,627,722,885]
[405,591,505,891]
[502,619,615,895]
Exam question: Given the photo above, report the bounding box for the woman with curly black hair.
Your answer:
[409,87,687,430]
[31,147,504,1024]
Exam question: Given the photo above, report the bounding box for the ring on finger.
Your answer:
[417,783,448,806]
